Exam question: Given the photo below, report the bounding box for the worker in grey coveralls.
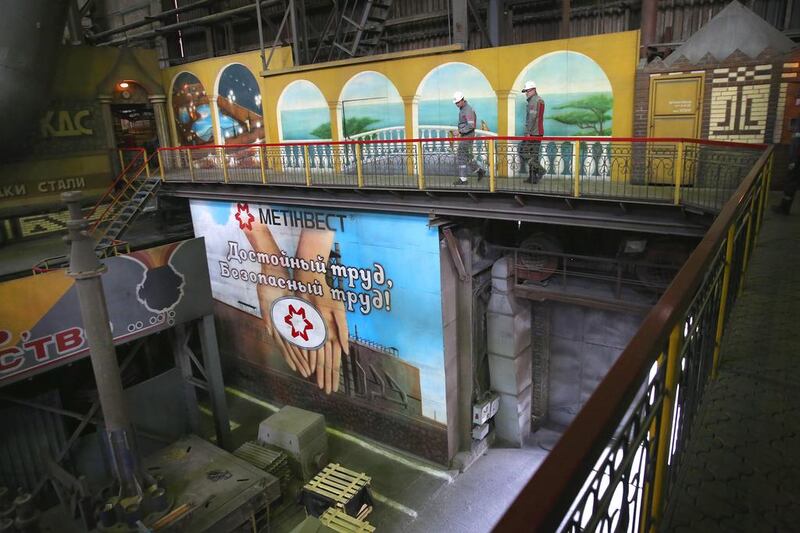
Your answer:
[453,91,486,185]
[520,80,546,183]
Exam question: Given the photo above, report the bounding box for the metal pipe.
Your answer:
[640,0,658,57]
[100,1,283,45]
[67,0,84,44]
[256,0,267,71]
[88,0,215,41]
[561,0,570,39]
[62,192,165,525]
[289,0,301,66]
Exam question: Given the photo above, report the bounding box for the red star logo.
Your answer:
[284,304,314,341]
[235,203,254,231]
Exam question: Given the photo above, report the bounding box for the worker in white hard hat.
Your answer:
[453,91,486,186]
[520,80,546,184]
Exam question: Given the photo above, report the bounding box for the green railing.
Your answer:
[492,145,773,532]
[157,136,764,212]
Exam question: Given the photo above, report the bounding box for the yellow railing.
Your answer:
[157,137,765,212]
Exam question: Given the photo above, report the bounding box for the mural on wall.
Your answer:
[216,64,264,144]
[190,199,447,427]
[171,72,212,145]
[278,80,330,141]
[515,51,614,136]
[418,62,497,136]
[339,72,404,139]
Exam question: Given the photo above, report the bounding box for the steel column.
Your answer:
[198,314,233,451]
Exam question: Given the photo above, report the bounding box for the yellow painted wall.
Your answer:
[161,31,638,146]
[161,48,294,146]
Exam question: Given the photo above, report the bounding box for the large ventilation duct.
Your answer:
[0,0,70,160]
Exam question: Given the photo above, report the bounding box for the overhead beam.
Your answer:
[452,0,469,46]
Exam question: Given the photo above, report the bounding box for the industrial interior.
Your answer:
[0,0,798,532]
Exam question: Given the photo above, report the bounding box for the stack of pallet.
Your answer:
[301,463,373,520]
[233,440,292,491]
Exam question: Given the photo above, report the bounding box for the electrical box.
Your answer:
[258,406,328,482]
[473,399,492,426]
[472,423,490,441]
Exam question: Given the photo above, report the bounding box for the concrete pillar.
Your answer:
[487,256,532,446]
[98,95,119,176]
[148,94,171,149]
[402,95,419,139]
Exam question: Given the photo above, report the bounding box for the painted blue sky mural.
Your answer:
[418,62,497,133]
[514,51,613,136]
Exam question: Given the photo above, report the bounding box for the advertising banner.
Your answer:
[0,238,212,386]
[189,200,447,426]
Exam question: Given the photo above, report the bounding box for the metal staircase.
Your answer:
[32,150,161,273]
[314,0,394,62]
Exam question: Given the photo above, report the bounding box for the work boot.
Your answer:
[476,169,485,180]
[453,178,468,186]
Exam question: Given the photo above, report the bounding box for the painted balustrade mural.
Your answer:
[171,72,212,145]
[216,64,264,144]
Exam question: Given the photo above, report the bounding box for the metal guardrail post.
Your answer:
[572,140,581,197]
[118,149,125,175]
[221,146,229,184]
[649,324,682,530]
[303,145,312,186]
[143,149,151,178]
[186,149,195,182]
[488,139,496,192]
[416,141,424,190]
[711,224,736,379]
[157,151,165,181]
[259,145,267,184]
[756,154,772,234]
[356,144,364,188]
[673,141,685,205]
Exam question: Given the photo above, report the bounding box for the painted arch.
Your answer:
[170,72,212,146]
[339,71,403,139]
[214,63,264,144]
[417,62,497,134]
[277,80,330,141]
[513,51,613,136]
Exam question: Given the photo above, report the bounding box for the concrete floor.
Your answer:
[660,203,800,532]
[216,387,554,533]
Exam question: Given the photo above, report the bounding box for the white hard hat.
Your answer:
[452,91,465,104]
[522,80,537,91]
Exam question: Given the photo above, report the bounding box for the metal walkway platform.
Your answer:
[661,207,800,531]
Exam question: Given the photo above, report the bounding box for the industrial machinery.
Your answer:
[258,406,329,483]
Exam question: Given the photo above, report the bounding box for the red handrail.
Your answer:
[89,150,160,234]
[156,136,767,151]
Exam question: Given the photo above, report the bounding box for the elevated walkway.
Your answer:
[661,207,800,531]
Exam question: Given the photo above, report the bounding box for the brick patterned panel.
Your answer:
[709,65,773,143]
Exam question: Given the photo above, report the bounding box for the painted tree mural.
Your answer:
[551,94,613,135]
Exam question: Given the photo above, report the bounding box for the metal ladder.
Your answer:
[315,0,394,62]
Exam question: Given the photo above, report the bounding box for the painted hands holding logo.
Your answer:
[242,219,349,395]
